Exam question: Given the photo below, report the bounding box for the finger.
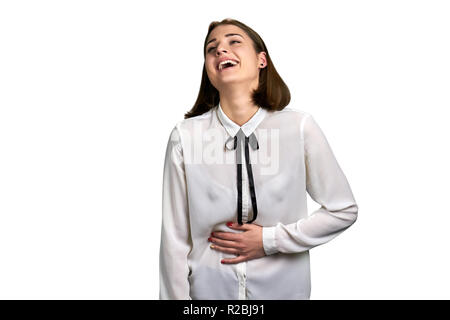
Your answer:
[221,255,247,264]
[210,236,241,249]
[210,244,240,255]
[212,231,241,241]
[226,221,251,230]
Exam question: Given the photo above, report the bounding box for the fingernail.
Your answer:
[221,259,225,264]
[226,222,233,227]
[208,237,212,242]
[210,244,215,249]
[211,232,215,236]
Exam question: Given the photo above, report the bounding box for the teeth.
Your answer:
[218,60,238,70]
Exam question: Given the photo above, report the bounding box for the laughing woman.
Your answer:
[159,18,358,300]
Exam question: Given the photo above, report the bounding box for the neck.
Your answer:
[219,89,259,126]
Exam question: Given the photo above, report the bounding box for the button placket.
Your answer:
[224,128,257,300]
[240,139,248,300]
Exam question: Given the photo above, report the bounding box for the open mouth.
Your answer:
[217,60,239,71]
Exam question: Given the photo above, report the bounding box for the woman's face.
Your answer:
[204,24,266,92]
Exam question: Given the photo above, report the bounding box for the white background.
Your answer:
[1,0,449,299]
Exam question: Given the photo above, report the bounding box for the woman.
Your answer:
[159,18,358,300]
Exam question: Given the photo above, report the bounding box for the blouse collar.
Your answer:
[216,101,268,138]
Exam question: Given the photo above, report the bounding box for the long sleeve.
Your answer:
[159,126,193,299]
[262,114,358,255]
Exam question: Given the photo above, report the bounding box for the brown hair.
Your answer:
[184,18,291,119]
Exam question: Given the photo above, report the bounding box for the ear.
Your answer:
[258,51,267,67]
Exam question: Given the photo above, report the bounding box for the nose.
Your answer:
[216,47,228,56]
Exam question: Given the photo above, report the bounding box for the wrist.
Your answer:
[262,225,279,255]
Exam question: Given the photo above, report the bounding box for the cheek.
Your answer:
[206,61,217,74]
[205,64,217,85]
[239,54,257,69]
[240,61,258,73]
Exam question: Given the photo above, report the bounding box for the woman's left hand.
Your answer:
[209,221,267,264]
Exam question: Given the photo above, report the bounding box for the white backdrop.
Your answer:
[1,0,449,299]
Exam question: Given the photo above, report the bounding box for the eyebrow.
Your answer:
[206,33,244,46]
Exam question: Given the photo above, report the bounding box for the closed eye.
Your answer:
[207,40,241,53]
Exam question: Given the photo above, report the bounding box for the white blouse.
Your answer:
[159,102,358,300]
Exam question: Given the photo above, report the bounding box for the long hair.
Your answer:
[184,18,291,119]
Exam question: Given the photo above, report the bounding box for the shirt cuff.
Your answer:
[262,226,279,255]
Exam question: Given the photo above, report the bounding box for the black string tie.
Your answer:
[225,128,259,225]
